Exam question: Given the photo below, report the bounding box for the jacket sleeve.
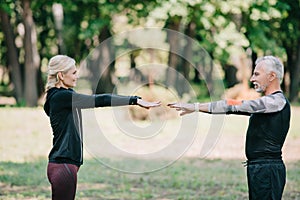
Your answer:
[208,92,287,115]
[55,90,140,109]
[94,94,141,107]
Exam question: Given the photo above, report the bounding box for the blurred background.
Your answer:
[0,0,300,108]
[1,1,300,199]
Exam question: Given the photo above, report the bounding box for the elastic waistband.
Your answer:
[243,159,283,167]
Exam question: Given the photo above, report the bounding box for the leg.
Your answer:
[270,162,286,199]
[247,161,286,200]
[47,163,79,200]
[247,164,271,200]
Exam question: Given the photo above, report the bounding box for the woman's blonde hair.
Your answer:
[45,55,76,92]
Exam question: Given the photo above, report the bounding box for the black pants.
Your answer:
[246,159,286,200]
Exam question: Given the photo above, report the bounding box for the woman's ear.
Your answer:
[57,72,64,80]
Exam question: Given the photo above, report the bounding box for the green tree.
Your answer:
[278,0,300,102]
[22,0,40,106]
[0,2,23,103]
[238,0,300,102]
[0,0,299,106]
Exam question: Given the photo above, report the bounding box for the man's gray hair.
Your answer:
[255,56,284,82]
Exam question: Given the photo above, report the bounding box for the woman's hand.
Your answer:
[167,102,196,116]
[137,99,161,109]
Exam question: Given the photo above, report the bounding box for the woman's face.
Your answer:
[61,66,78,88]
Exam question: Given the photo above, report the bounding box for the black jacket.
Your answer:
[208,91,291,161]
[44,87,140,166]
[245,96,290,160]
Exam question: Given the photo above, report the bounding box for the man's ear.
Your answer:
[269,72,276,82]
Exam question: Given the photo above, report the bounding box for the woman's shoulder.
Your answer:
[49,87,74,99]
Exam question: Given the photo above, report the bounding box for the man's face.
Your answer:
[250,62,270,93]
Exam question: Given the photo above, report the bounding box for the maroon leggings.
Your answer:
[47,163,79,200]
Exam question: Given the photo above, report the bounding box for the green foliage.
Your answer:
[241,0,289,56]
[0,0,300,104]
[0,1,12,14]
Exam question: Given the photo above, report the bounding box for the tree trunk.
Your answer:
[165,16,185,96]
[128,50,145,84]
[182,21,195,79]
[289,39,300,102]
[52,3,66,54]
[87,26,115,94]
[179,21,196,93]
[0,9,23,103]
[223,64,238,88]
[22,0,40,106]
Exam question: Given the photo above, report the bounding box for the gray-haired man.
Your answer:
[168,56,291,199]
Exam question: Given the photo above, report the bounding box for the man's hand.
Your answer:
[167,102,196,116]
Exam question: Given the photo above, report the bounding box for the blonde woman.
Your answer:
[44,55,160,200]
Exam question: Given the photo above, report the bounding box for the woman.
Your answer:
[44,55,160,200]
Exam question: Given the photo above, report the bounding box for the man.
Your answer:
[168,55,290,200]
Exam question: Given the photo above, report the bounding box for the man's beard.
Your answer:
[253,82,267,93]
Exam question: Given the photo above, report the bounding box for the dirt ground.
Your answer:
[0,107,299,163]
[185,131,300,161]
[176,106,300,162]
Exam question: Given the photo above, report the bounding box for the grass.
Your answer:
[0,107,300,199]
[0,159,299,199]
